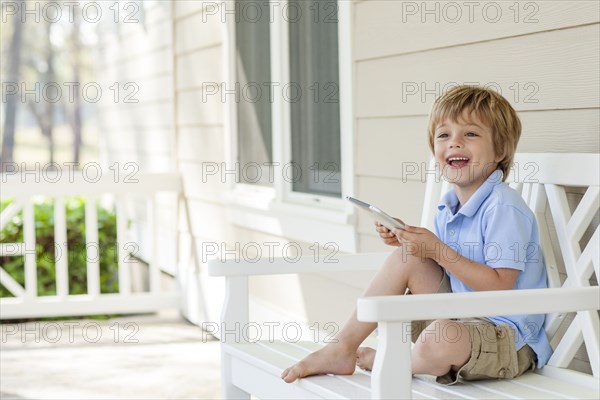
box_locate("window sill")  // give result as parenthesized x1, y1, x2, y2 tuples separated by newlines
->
(222, 189, 358, 253)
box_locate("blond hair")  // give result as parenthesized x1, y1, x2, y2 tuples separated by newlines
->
(427, 85, 521, 181)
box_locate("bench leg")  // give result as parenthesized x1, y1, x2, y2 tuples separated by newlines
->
(371, 321, 412, 399)
(221, 350, 250, 399)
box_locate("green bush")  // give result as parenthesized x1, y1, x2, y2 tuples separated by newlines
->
(0, 198, 120, 298)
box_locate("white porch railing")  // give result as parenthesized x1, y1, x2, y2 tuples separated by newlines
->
(0, 171, 182, 319)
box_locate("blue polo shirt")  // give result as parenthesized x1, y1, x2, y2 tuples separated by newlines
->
(434, 169, 552, 368)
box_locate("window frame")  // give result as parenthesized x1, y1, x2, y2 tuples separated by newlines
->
(222, 0, 356, 252)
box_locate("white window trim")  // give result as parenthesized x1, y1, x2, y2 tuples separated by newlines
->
(222, 0, 356, 252)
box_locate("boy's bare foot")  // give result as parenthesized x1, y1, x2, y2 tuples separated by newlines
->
(280, 343, 357, 383)
(356, 347, 376, 371)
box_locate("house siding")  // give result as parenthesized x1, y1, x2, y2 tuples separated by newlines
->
(173, 2, 228, 325)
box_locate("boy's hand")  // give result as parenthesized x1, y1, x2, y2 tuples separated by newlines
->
(392, 225, 443, 262)
(374, 221, 402, 247)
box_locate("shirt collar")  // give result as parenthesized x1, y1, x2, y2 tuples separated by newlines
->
(437, 169, 503, 217)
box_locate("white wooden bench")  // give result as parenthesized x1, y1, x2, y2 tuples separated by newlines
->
(208, 153, 600, 399)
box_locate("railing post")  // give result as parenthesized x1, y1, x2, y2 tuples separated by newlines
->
(116, 195, 131, 295)
(147, 196, 160, 294)
(23, 200, 36, 300)
(54, 196, 69, 298)
(85, 196, 100, 297)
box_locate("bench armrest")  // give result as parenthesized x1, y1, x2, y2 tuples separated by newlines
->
(208, 252, 389, 277)
(209, 252, 390, 342)
(357, 286, 600, 322)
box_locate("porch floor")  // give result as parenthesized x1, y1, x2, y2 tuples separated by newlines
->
(0, 310, 220, 399)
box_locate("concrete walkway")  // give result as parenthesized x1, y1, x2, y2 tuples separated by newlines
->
(0, 310, 221, 399)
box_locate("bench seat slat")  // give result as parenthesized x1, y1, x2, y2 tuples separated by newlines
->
(226, 341, 599, 399)
(274, 341, 503, 398)
(230, 341, 465, 399)
(258, 341, 374, 392)
(287, 342, 480, 400)
(415, 375, 517, 399)
(469, 379, 566, 399)
(227, 342, 371, 399)
(264, 339, 597, 398)
(230, 356, 332, 399)
(509, 373, 584, 399)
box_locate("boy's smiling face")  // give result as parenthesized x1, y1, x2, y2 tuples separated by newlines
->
(433, 108, 502, 203)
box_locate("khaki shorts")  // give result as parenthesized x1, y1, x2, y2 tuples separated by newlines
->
(409, 272, 537, 385)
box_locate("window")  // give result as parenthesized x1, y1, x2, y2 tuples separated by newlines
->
(234, 0, 273, 186)
(231, 0, 342, 198)
(225, 0, 355, 250)
(288, 0, 341, 197)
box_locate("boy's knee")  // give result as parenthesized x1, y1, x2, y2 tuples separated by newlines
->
(389, 247, 407, 262)
(416, 319, 469, 359)
(385, 247, 412, 271)
(389, 246, 425, 266)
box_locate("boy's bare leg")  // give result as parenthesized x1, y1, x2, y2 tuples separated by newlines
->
(281, 248, 444, 383)
(412, 319, 471, 376)
(355, 319, 471, 376)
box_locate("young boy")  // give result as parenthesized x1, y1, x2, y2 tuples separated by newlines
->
(281, 85, 552, 385)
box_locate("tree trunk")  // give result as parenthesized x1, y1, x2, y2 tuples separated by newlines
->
(27, 19, 56, 165)
(71, 6, 82, 164)
(1, 0, 25, 168)
(45, 20, 56, 165)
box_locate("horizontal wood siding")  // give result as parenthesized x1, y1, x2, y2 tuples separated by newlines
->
(355, 1, 599, 61)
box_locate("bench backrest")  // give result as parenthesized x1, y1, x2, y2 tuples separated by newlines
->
(420, 153, 600, 378)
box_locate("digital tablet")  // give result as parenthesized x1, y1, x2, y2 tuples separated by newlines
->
(346, 196, 406, 231)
